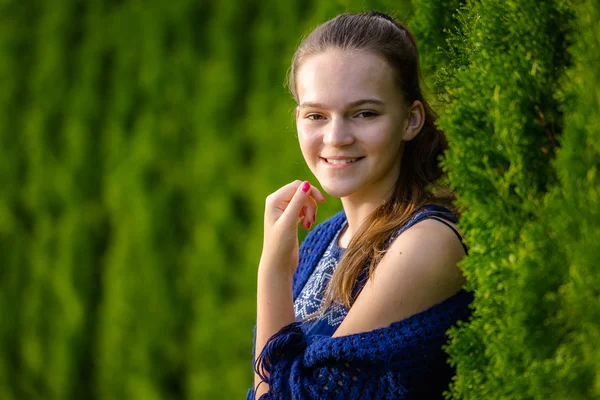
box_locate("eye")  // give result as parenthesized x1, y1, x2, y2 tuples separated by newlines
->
(355, 111, 378, 118)
(306, 114, 326, 121)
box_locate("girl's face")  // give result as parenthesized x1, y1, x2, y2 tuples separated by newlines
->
(295, 49, 417, 202)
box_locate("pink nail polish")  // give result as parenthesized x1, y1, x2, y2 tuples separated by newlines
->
(301, 181, 310, 193)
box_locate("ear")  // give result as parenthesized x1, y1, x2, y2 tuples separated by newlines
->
(402, 100, 426, 142)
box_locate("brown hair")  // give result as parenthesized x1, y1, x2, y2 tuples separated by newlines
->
(289, 11, 456, 314)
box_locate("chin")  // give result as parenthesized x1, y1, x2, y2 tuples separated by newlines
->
(318, 181, 360, 199)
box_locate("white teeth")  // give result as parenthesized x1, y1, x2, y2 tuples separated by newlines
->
(326, 158, 358, 165)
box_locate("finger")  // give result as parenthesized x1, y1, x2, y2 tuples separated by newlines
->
(268, 181, 324, 208)
(301, 197, 318, 230)
(280, 181, 313, 227)
(309, 186, 327, 203)
(264, 180, 303, 222)
(270, 180, 303, 205)
(300, 205, 308, 229)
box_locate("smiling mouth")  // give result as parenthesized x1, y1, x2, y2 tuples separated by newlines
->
(322, 157, 365, 165)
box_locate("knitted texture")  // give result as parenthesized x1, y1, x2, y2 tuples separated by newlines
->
(293, 211, 348, 300)
(248, 210, 473, 399)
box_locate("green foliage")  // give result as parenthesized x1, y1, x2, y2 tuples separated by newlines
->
(410, 0, 600, 398)
(520, 1, 600, 396)
(408, 0, 463, 85)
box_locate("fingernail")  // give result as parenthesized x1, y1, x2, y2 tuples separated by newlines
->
(308, 222, 312, 229)
(301, 181, 310, 193)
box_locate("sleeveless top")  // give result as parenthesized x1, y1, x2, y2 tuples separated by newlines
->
(293, 204, 467, 336)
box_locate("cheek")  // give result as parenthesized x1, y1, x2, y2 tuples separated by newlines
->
(364, 127, 403, 161)
(297, 128, 320, 158)
(373, 122, 403, 148)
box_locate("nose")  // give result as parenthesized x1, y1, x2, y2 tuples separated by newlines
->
(322, 117, 354, 147)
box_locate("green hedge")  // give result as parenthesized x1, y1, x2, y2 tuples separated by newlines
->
(411, 0, 600, 398)
(408, 0, 463, 89)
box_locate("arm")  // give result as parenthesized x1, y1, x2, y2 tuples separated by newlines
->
(253, 180, 325, 398)
(332, 218, 467, 337)
(254, 266, 296, 397)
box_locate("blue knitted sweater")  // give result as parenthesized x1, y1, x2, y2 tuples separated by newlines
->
(248, 210, 473, 399)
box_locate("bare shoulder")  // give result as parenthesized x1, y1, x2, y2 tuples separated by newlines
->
(332, 218, 467, 337)
(387, 217, 466, 263)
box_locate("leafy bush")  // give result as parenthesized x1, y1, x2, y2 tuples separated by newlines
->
(412, 0, 600, 398)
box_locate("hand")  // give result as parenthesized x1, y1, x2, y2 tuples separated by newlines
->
(260, 180, 326, 276)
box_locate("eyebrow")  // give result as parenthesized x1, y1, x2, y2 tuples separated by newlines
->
(298, 99, 385, 109)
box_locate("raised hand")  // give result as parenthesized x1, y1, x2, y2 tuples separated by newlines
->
(260, 180, 326, 276)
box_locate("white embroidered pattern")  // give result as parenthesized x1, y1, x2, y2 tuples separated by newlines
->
(294, 228, 348, 328)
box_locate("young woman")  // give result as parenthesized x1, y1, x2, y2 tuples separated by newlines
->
(249, 11, 472, 399)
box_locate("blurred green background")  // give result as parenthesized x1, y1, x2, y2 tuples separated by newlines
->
(2, 0, 599, 399)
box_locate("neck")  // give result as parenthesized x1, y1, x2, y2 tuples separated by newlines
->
(338, 184, 395, 248)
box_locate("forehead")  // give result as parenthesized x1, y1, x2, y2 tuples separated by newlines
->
(295, 49, 403, 108)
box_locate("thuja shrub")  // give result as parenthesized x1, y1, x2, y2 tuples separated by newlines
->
(422, 0, 598, 398)
(519, 0, 600, 397)
(408, 0, 463, 84)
